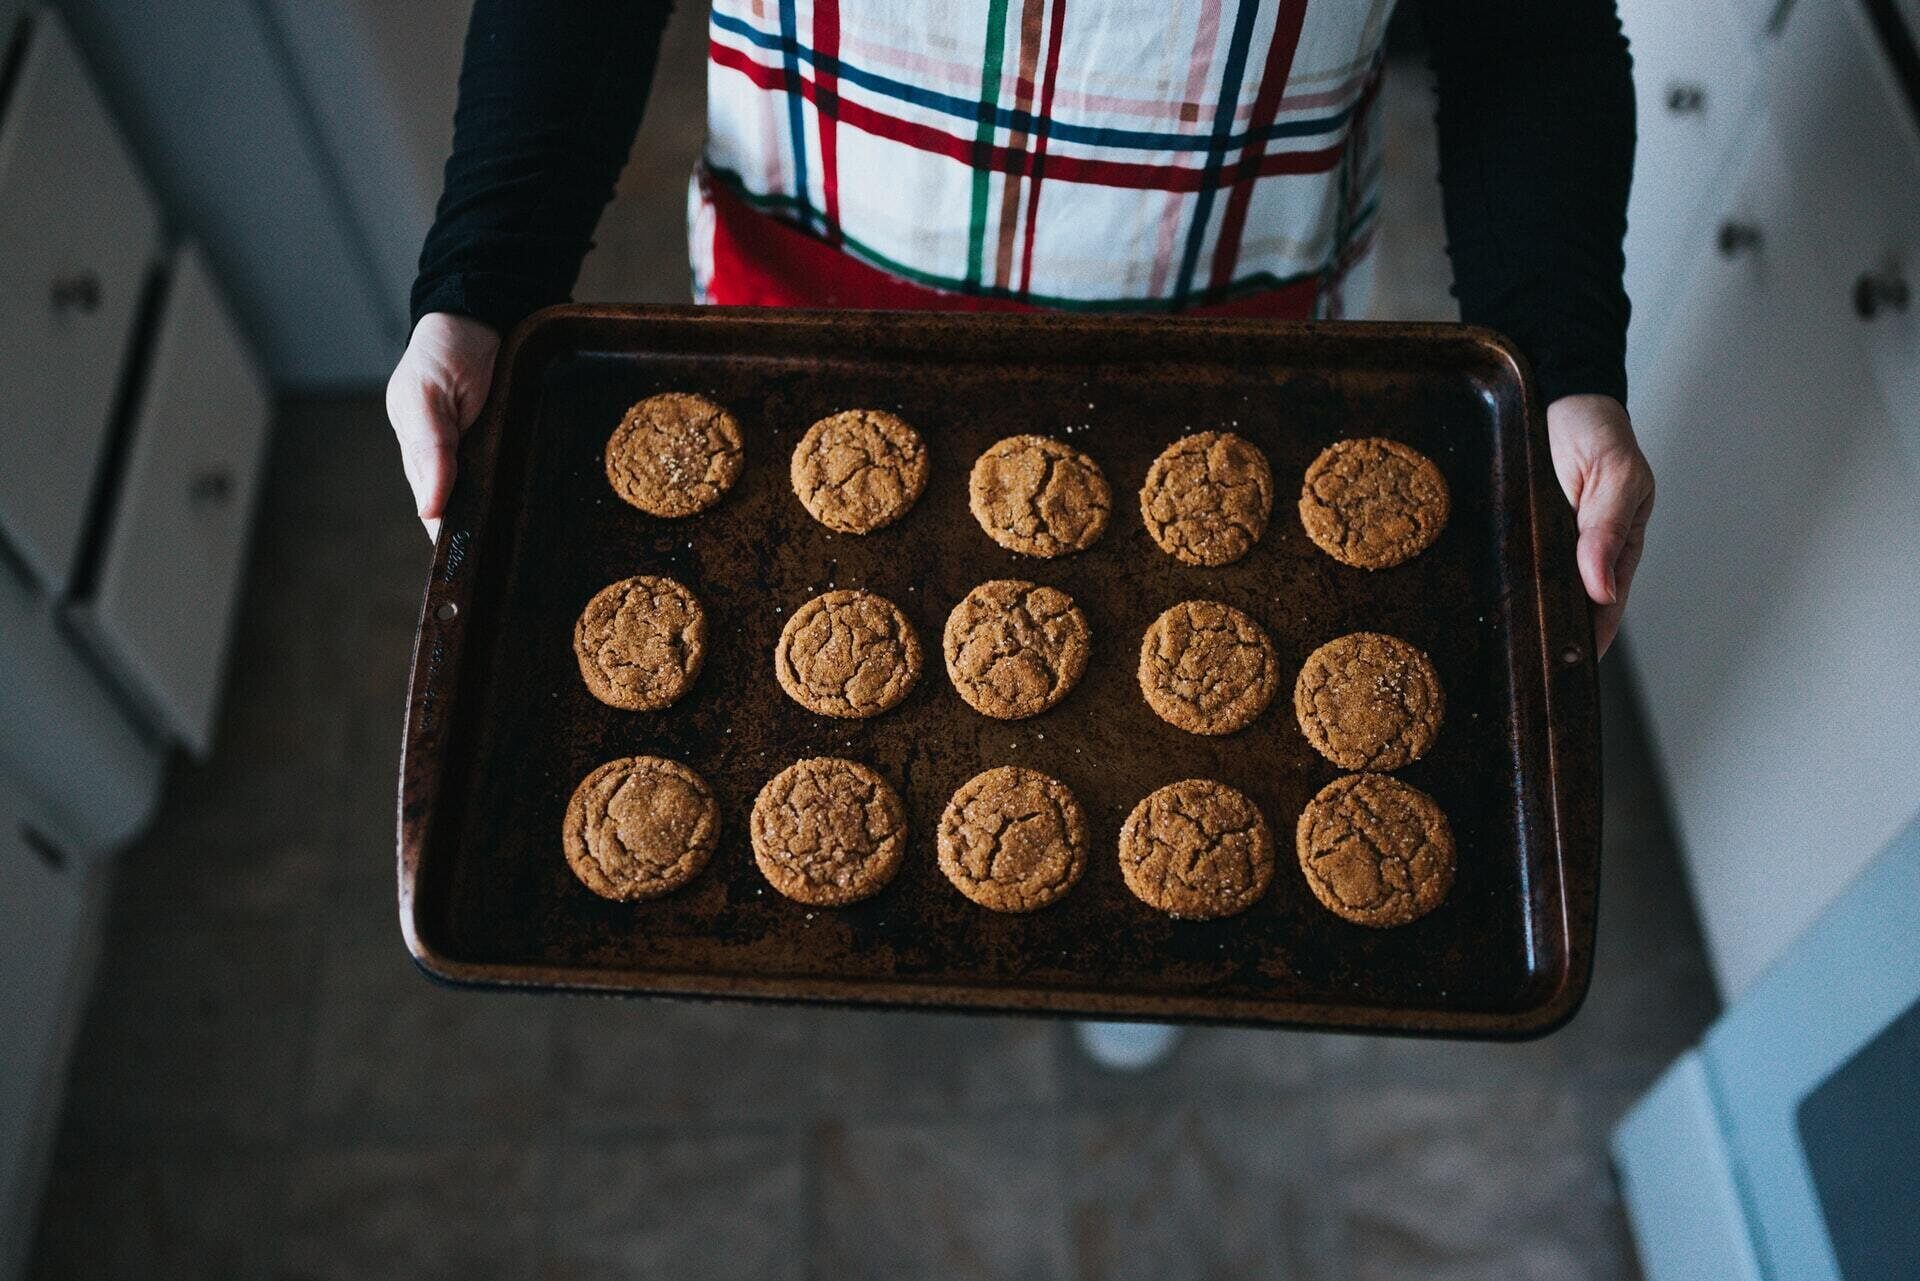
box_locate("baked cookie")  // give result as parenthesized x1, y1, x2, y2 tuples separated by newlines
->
(968, 435, 1111, 557)
(1137, 599, 1279, 735)
(1293, 632, 1444, 770)
(750, 757, 907, 906)
(791, 408, 930, 533)
(937, 767, 1088, 913)
(1296, 773, 1455, 927)
(572, 575, 708, 711)
(1298, 437, 1449, 569)
(1119, 779, 1274, 919)
(605, 392, 745, 518)
(942, 580, 1091, 720)
(1139, 431, 1275, 566)
(774, 589, 922, 718)
(562, 756, 719, 901)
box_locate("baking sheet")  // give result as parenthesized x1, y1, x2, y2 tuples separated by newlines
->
(398, 306, 1599, 1036)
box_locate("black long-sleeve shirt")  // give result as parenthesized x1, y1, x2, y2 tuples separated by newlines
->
(412, 0, 1634, 406)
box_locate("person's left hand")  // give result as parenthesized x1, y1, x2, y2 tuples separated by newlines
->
(1545, 393, 1655, 657)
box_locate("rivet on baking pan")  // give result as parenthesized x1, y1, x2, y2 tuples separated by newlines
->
(1560, 645, 1582, 666)
(436, 602, 459, 622)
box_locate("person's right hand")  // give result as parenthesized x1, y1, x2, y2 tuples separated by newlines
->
(386, 311, 501, 542)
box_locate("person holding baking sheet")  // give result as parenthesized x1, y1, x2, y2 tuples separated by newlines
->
(387, 0, 1653, 1068)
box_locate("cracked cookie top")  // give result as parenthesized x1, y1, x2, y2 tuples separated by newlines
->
(562, 756, 719, 901)
(968, 435, 1111, 557)
(1119, 778, 1274, 919)
(1298, 437, 1449, 569)
(573, 575, 708, 711)
(775, 589, 922, 719)
(1294, 632, 1444, 770)
(943, 580, 1091, 720)
(1296, 773, 1454, 927)
(750, 757, 907, 905)
(605, 392, 745, 518)
(1137, 599, 1279, 735)
(937, 767, 1088, 913)
(790, 408, 930, 533)
(1139, 431, 1274, 566)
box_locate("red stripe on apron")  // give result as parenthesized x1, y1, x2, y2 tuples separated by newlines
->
(1208, 0, 1312, 292)
(703, 178, 1319, 317)
(1017, 0, 1070, 296)
(812, 0, 843, 244)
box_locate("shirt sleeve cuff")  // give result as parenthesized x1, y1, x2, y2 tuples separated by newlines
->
(1530, 349, 1628, 410)
(409, 271, 570, 338)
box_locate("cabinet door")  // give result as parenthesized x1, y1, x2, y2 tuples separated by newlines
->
(1628, 122, 1839, 745)
(1626, 120, 1920, 999)
(70, 247, 270, 757)
(1617, 0, 1762, 372)
(0, 10, 161, 594)
(0, 779, 95, 1256)
(1765, 0, 1920, 474)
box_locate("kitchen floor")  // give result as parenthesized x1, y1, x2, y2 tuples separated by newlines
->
(28, 37, 1717, 1281)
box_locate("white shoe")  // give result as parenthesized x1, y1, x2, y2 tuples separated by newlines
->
(1074, 1020, 1183, 1070)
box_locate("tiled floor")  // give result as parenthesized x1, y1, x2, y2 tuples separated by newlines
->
(29, 28, 1717, 1281)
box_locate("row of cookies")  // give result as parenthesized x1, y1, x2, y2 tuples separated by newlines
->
(564, 756, 1454, 928)
(604, 393, 1450, 570)
(575, 572, 1442, 770)
(1295, 420, 1462, 923)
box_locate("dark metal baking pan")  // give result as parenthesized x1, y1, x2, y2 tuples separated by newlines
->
(398, 305, 1599, 1037)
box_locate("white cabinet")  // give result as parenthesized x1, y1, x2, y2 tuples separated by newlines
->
(1626, 111, 1920, 999)
(1628, 118, 1863, 596)
(0, 8, 162, 594)
(70, 248, 271, 756)
(0, 11, 270, 1263)
(0, 567, 163, 858)
(1617, 0, 1763, 363)
(1766, 0, 1920, 472)
(0, 780, 102, 1275)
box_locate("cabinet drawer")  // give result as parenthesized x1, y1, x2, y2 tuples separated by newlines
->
(1618, 0, 1763, 366)
(0, 9, 161, 594)
(72, 247, 270, 756)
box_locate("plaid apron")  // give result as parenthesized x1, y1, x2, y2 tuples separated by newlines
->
(689, 0, 1392, 317)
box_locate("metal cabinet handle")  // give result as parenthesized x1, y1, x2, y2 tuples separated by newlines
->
(1666, 83, 1706, 113)
(1854, 272, 1910, 319)
(1717, 223, 1763, 258)
(191, 466, 236, 505)
(50, 273, 102, 315)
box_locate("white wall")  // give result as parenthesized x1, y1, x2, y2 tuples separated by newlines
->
(54, 0, 402, 386)
(257, 0, 467, 335)
(50, 0, 473, 388)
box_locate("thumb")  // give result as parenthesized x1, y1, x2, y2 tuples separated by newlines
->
(1570, 453, 1651, 606)
(389, 378, 461, 526)
(1577, 516, 1626, 605)
(388, 313, 501, 541)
